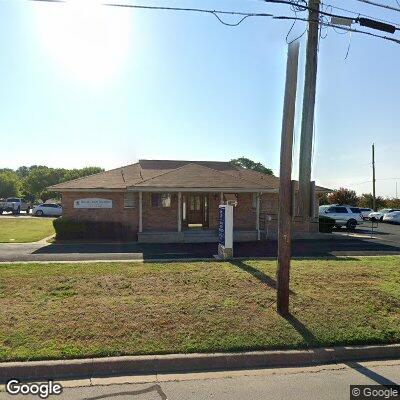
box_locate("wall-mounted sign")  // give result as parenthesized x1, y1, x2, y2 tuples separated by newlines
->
(74, 198, 112, 209)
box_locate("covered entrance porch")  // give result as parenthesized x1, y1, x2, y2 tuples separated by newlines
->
(135, 190, 265, 243)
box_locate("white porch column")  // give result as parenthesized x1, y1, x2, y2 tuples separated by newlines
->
(220, 192, 224, 205)
(139, 192, 143, 233)
(256, 193, 260, 240)
(178, 192, 182, 232)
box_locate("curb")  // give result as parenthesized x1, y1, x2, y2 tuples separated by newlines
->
(1, 344, 399, 383)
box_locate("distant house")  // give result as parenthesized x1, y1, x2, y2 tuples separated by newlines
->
(49, 159, 330, 242)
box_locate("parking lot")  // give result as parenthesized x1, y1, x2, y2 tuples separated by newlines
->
(335, 220, 400, 245)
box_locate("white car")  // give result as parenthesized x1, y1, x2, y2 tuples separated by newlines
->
(319, 205, 363, 231)
(359, 208, 373, 220)
(383, 211, 400, 224)
(33, 203, 62, 217)
(368, 208, 400, 222)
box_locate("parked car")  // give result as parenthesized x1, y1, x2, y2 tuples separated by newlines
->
(383, 211, 400, 224)
(359, 208, 373, 220)
(32, 203, 62, 217)
(319, 205, 363, 231)
(0, 198, 31, 215)
(369, 208, 400, 222)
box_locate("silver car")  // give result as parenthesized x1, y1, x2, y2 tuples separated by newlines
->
(383, 211, 400, 224)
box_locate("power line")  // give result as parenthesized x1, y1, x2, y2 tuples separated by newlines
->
(27, 0, 400, 43)
(352, 0, 400, 13)
(279, 15, 400, 44)
(322, 2, 400, 29)
(28, 0, 275, 26)
(262, 0, 360, 19)
(345, 177, 400, 186)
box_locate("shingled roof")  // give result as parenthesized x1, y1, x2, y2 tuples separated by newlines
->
(48, 160, 331, 192)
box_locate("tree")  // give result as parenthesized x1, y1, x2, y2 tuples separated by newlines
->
(385, 197, 400, 208)
(0, 171, 21, 198)
(23, 167, 66, 201)
(62, 167, 103, 182)
(358, 193, 386, 210)
(327, 188, 358, 206)
(317, 192, 329, 205)
(22, 166, 104, 201)
(230, 157, 274, 175)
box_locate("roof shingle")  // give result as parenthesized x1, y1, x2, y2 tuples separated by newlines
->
(48, 159, 331, 192)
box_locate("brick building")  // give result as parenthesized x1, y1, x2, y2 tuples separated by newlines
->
(49, 160, 329, 242)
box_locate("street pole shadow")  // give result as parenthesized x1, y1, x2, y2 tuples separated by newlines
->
(345, 361, 399, 387)
(284, 313, 318, 346)
(85, 384, 168, 400)
(231, 260, 296, 295)
(285, 314, 399, 387)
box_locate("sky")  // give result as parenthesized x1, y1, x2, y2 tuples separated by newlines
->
(0, 0, 399, 197)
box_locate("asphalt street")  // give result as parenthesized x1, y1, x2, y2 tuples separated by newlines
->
(1, 220, 400, 262)
(1, 359, 399, 400)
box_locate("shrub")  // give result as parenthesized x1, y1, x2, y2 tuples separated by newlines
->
(53, 218, 134, 241)
(319, 216, 335, 233)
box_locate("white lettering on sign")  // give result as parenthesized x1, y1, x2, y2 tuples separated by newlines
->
(74, 198, 113, 209)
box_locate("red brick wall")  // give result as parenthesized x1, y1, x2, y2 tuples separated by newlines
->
(142, 192, 178, 231)
(61, 191, 318, 237)
(209, 193, 221, 229)
(234, 193, 257, 229)
(61, 191, 139, 233)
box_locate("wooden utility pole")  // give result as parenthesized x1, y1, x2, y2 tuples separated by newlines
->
(277, 42, 300, 316)
(298, 0, 320, 221)
(372, 143, 376, 211)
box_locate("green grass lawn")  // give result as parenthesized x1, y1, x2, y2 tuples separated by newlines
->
(0, 257, 399, 361)
(0, 218, 55, 243)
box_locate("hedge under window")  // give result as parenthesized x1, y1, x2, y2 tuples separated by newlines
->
(151, 193, 171, 208)
(124, 192, 135, 208)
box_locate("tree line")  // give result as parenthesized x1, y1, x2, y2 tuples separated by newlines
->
(0, 166, 104, 202)
(318, 187, 400, 210)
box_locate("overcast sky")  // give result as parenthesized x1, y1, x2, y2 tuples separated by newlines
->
(1, 0, 399, 197)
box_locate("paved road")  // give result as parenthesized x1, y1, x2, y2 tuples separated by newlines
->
(1, 359, 399, 399)
(1, 223, 400, 262)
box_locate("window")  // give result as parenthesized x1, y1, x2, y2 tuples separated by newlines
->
(252, 193, 260, 209)
(350, 207, 360, 213)
(335, 207, 348, 213)
(151, 193, 171, 208)
(124, 192, 135, 208)
(190, 195, 201, 211)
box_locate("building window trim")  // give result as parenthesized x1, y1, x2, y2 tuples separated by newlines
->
(151, 193, 171, 208)
(124, 192, 136, 208)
